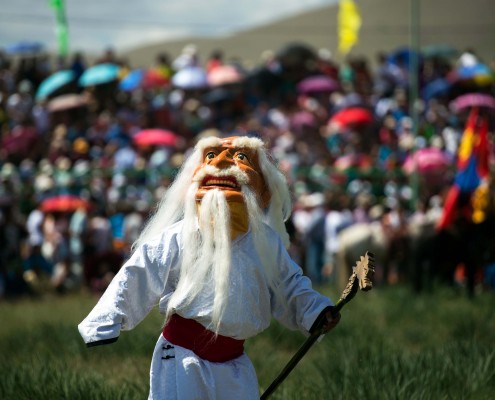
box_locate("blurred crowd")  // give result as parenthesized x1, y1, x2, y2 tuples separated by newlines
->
(1, 41, 494, 299)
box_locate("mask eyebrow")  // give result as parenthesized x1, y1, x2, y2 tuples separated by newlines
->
(231, 137, 263, 149)
(195, 137, 222, 153)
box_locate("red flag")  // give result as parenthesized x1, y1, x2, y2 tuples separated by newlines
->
(476, 116, 490, 178)
(436, 185, 460, 230)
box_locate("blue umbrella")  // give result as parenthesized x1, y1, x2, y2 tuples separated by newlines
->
(387, 47, 421, 68)
(79, 63, 120, 87)
(5, 41, 44, 55)
(421, 78, 452, 101)
(119, 69, 144, 91)
(35, 70, 75, 101)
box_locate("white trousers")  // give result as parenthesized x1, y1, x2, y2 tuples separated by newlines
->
(149, 335, 260, 400)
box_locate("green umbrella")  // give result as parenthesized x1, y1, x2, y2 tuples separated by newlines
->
(421, 44, 459, 59)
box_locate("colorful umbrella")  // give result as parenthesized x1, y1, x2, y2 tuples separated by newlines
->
(35, 70, 75, 101)
(402, 147, 451, 174)
(172, 66, 208, 90)
(47, 94, 88, 113)
(40, 195, 90, 213)
(133, 129, 178, 147)
(449, 63, 494, 86)
(79, 63, 120, 87)
(449, 93, 495, 113)
(119, 69, 144, 91)
(456, 63, 492, 79)
(207, 65, 244, 87)
(328, 107, 374, 129)
(119, 69, 169, 91)
(297, 75, 340, 94)
(142, 69, 170, 89)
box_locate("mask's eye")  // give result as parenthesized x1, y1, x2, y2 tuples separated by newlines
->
(236, 152, 249, 161)
(205, 151, 216, 160)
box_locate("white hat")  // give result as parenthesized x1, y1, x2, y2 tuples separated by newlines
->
(304, 192, 325, 208)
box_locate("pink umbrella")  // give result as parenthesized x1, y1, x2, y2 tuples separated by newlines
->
(402, 147, 452, 174)
(290, 111, 317, 131)
(207, 65, 244, 86)
(297, 75, 340, 94)
(133, 129, 178, 147)
(449, 93, 495, 113)
(47, 94, 88, 113)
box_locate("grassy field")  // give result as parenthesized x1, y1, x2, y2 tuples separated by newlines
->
(1, 285, 494, 400)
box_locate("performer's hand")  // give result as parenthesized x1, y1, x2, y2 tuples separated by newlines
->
(321, 308, 341, 333)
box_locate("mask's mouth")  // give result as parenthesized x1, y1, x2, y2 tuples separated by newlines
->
(201, 175, 240, 189)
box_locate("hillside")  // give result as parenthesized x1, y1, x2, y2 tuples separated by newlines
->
(122, 0, 495, 68)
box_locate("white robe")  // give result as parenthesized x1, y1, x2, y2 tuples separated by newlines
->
(78, 221, 332, 399)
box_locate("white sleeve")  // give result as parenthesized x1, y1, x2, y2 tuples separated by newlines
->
(270, 236, 333, 335)
(78, 233, 179, 345)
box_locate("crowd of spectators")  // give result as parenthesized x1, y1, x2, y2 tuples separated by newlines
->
(1, 41, 494, 299)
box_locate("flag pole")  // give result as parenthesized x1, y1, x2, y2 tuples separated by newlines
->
(409, 0, 420, 209)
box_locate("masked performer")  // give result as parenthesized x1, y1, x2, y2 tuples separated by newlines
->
(78, 136, 340, 399)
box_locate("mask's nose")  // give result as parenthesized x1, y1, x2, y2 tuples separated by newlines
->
(209, 149, 234, 169)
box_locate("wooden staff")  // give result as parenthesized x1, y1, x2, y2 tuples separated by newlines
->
(260, 251, 375, 400)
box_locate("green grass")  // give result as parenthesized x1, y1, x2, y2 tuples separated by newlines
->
(1, 285, 494, 399)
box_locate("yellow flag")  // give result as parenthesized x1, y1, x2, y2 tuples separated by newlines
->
(338, 0, 362, 55)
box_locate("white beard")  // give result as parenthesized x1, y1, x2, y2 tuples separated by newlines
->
(165, 182, 233, 334)
(165, 179, 278, 334)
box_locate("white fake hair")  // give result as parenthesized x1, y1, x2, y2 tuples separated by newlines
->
(132, 147, 202, 251)
(133, 136, 292, 251)
(257, 148, 292, 247)
(134, 136, 292, 334)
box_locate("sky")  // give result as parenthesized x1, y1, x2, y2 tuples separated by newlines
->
(0, 0, 338, 55)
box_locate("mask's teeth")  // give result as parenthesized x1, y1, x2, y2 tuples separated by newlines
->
(204, 177, 238, 188)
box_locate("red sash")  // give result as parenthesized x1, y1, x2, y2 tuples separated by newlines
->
(162, 314, 245, 362)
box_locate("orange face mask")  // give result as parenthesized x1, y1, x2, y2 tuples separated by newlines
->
(193, 137, 270, 209)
